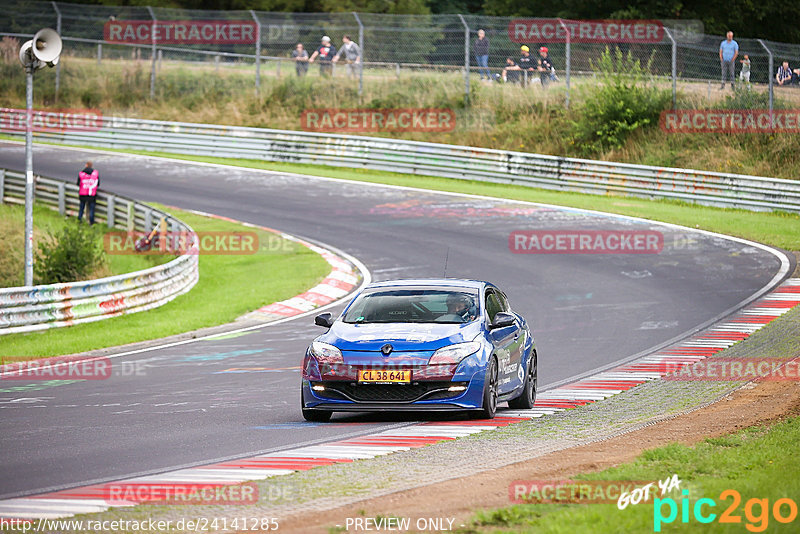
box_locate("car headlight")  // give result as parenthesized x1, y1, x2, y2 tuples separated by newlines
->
(429, 341, 481, 365)
(310, 341, 343, 364)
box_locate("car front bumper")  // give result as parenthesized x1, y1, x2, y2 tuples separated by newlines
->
(301, 374, 485, 411)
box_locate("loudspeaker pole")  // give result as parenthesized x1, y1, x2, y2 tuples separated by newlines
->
(18, 28, 62, 286)
(24, 63, 34, 286)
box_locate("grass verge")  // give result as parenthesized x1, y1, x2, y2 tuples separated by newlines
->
(0, 204, 330, 359)
(467, 414, 800, 533)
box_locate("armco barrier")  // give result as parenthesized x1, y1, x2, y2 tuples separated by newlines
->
(3, 112, 799, 213)
(0, 168, 199, 335)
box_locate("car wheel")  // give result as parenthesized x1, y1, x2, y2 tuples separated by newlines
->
(473, 357, 498, 419)
(508, 350, 537, 409)
(301, 389, 332, 422)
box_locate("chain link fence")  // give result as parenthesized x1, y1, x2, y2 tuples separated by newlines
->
(1, 0, 800, 115)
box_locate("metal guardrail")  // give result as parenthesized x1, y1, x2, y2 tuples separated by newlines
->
(4, 113, 798, 213)
(0, 168, 199, 335)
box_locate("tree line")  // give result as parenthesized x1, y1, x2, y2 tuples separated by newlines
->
(55, 0, 800, 44)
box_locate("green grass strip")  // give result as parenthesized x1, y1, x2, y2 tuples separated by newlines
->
(1, 204, 330, 359)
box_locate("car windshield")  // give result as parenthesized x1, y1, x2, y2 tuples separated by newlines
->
(342, 288, 479, 324)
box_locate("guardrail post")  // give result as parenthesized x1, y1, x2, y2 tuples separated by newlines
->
(214, 55, 220, 72)
(457, 14, 470, 106)
(353, 12, 364, 97)
(144, 208, 152, 231)
(107, 195, 115, 228)
(758, 39, 774, 130)
(250, 10, 261, 95)
(558, 18, 571, 109)
(51, 1, 61, 102)
(57, 182, 65, 215)
(97, 43, 102, 66)
(0, 169, 5, 204)
(147, 6, 157, 99)
(170, 218, 179, 251)
(126, 200, 134, 232)
(396, 63, 400, 79)
(664, 27, 677, 109)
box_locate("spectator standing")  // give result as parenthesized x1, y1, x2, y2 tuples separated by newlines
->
(332, 35, 361, 79)
(474, 29, 490, 80)
(77, 161, 99, 225)
(739, 54, 751, 85)
(719, 31, 738, 90)
(776, 61, 792, 85)
(308, 36, 337, 77)
(537, 46, 554, 87)
(291, 43, 309, 77)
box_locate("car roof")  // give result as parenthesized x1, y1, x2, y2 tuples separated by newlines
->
(364, 278, 491, 291)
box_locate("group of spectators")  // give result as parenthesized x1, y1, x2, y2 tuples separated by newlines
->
(720, 31, 800, 89)
(474, 29, 557, 88)
(289, 29, 557, 87)
(289, 29, 799, 89)
(291, 35, 361, 78)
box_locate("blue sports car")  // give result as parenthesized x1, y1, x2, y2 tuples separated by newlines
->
(301, 279, 537, 421)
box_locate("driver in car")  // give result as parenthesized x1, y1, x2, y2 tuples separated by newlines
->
(438, 293, 476, 323)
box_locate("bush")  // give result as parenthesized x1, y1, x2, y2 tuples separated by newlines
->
(35, 222, 104, 284)
(718, 86, 786, 110)
(570, 47, 671, 155)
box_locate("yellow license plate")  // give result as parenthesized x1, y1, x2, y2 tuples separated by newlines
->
(358, 369, 411, 383)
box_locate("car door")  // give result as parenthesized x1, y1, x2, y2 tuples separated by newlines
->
(498, 290, 526, 391)
(485, 289, 520, 394)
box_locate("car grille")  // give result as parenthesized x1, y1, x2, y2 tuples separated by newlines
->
(313, 381, 467, 403)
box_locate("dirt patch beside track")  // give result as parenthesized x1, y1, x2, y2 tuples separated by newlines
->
(280, 378, 800, 533)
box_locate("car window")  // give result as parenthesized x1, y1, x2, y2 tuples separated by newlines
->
(497, 291, 511, 312)
(485, 290, 503, 323)
(343, 289, 479, 324)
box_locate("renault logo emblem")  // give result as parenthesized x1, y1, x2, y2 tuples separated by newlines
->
(381, 344, 393, 355)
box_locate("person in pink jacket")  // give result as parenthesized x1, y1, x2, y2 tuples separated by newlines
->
(77, 161, 99, 225)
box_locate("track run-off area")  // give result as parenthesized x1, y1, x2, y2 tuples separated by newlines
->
(0, 142, 794, 520)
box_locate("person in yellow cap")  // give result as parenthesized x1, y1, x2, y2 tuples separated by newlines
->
(502, 45, 535, 84)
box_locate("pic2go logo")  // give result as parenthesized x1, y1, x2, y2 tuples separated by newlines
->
(654, 489, 798, 532)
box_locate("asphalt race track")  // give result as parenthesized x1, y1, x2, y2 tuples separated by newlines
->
(0, 142, 791, 499)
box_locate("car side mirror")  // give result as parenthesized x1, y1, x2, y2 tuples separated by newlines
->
(314, 312, 333, 328)
(490, 312, 515, 329)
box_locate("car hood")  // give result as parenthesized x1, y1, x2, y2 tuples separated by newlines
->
(318, 321, 482, 352)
